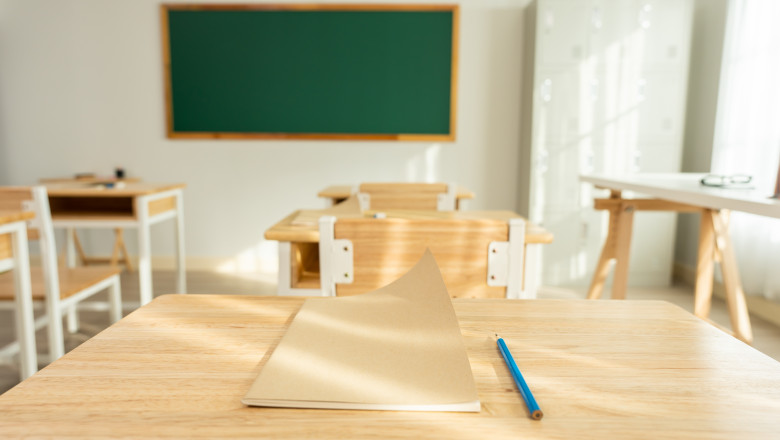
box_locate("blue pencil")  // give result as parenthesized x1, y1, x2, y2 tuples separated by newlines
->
(496, 334, 543, 420)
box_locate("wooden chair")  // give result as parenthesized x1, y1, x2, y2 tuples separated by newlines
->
(318, 215, 525, 298)
(0, 186, 121, 368)
(356, 182, 458, 211)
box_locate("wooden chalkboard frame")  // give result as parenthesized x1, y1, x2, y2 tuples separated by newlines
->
(161, 3, 459, 141)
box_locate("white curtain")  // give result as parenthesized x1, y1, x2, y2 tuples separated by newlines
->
(711, 0, 780, 301)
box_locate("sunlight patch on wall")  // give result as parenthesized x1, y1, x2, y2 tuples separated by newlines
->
(217, 240, 279, 275)
(405, 144, 441, 182)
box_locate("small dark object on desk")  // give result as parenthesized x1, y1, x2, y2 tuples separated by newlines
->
(75, 172, 96, 180)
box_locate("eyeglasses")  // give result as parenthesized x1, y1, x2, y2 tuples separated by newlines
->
(700, 174, 752, 187)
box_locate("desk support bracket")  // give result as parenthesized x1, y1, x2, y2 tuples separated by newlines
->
(588, 192, 753, 343)
(319, 216, 354, 296)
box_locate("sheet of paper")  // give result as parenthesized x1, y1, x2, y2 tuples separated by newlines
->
(243, 250, 480, 412)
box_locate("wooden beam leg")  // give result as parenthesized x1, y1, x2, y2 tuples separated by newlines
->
(694, 209, 715, 319)
(587, 245, 614, 299)
(111, 228, 133, 272)
(72, 230, 88, 267)
(587, 207, 618, 300)
(610, 203, 635, 300)
(110, 229, 121, 267)
(120, 231, 134, 272)
(711, 210, 753, 344)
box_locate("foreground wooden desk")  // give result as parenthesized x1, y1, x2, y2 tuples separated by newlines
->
(581, 173, 780, 344)
(318, 184, 476, 208)
(1, 295, 779, 439)
(0, 210, 36, 379)
(43, 182, 187, 304)
(265, 210, 554, 297)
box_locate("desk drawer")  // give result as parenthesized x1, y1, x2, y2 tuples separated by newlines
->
(148, 196, 176, 217)
(49, 196, 135, 220)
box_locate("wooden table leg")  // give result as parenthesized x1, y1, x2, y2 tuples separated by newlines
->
(586, 199, 636, 300)
(72, 230, 88, 266)
(588, 191, 625, 300)
(110, 229, 121, 266)
(694, 209, 715, 319)
(610, 203, 635, 300)
(711, 210, 753, 344)
(587, 206, 617, 299)
(111, 228, 134, 272)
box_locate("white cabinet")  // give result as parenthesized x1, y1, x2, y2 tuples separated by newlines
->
(536, 0, 593, 66)
(521, 0, 692, 287)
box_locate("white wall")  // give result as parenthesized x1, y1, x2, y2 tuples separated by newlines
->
(0, 0, 532, 273)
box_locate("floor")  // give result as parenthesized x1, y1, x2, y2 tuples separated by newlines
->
(1, 270, 779, 394)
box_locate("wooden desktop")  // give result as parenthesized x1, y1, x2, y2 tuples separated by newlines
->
(0, 294, 778, 438)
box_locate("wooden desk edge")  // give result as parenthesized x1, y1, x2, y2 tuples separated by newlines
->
(317, 185, 476, 200)
(264, 210, 320, 242)
(45, 183, 187, 197)
(0, 211, 35, 224)
(264, 210, 553, 244)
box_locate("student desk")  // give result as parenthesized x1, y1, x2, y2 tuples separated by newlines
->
(43, 182, 187, 305)
(318, 184, 476, 208)
(0, 210, 36, 379)
(581, 173, 780, 344)
(1, 294, 779, 439)
(41, 177, 142, 270)
(265, 210, 554, 297)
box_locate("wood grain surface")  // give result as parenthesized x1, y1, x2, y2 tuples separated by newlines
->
(1, 295, 779, 439)
(44, 182, 185, 197)
(265, 209, 553, 244)
(333, 217, 508, 297)
(318, 184, 476, 200)
(0, 266, 120, 300)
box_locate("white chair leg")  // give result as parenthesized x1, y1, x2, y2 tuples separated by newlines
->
(175, 191, 187, 294)
(137, 196, 153, 305)
(47, 302, 65, 362)
(108, 277, 122, 323)
(10, 226, 37, 380)
(66, 306, 79, 333)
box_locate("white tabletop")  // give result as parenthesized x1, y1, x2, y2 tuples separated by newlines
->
(581, 173, 780, 219)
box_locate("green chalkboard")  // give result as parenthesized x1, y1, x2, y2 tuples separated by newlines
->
(162, 4, 459, 141)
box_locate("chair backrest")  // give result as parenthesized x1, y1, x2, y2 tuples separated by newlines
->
(319, 215, 525, 299)
(0, 186, 60, 296)
(356, 182, 457, 211)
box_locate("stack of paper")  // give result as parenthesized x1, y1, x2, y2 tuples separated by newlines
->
(243, 250, 480, 412)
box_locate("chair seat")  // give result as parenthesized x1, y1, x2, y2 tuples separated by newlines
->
(0, 266, 121, 300)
